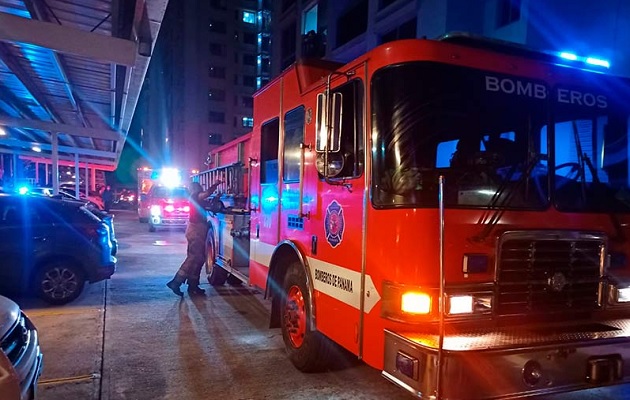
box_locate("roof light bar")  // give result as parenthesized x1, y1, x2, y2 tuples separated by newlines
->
(559, 52, 578, 61)
(586, 57, 610, 69)
(556, 51, 610, 69)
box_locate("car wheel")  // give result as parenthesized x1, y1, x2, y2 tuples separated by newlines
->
(206, 235, 227, 286)
(35, 261, 85, 305)
(281, 261, 334, 372)
(148, 224, 156, 232)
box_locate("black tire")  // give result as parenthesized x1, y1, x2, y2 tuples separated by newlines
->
(226, 274, 242, 286)
(281, 262, 333, 372)
(206, 235, 227, 286)
(148, 224, 156, 232)
(35, 261, 85, 305)
(139, 217, 148, 223)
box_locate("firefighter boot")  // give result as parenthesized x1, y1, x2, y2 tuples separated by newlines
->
(187, 280, 206, 296)
(166, 275, 185, 296)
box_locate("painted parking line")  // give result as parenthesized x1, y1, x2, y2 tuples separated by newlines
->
(39, 373, 100, 386)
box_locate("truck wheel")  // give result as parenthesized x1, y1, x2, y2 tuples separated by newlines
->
(227, 274, 242, 286)
(281, 262, 333, 372)
(206, 236, 227, 286)
(148, 224, 156, 232)
(35, 261, 85, 305)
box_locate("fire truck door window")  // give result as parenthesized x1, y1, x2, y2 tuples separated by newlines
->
(283, 106, 305, 182)
(261, 118, 280, 184)
(316, 79, 364, 179)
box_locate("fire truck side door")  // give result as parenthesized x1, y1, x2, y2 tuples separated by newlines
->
(305, 75, 366, 354)
(248, 117, 281, 289)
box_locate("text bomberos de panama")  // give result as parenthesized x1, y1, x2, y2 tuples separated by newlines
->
(314, 269, 354, 293)
(485, 75, 607, 108)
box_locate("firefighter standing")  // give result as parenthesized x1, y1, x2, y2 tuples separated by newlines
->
(166, 180, 222, 296)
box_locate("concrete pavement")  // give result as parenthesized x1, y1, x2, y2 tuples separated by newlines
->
(22, 210, 409, 400)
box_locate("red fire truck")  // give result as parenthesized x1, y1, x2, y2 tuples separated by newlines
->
(137, 167, 187, 226)
(192, 33, 630, 399)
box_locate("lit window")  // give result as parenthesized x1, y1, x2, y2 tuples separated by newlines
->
(242, 117, 254, 127)
(243, 11, 256, 24)
(497, 0, 521, 27)
(303, 4, 318, 34)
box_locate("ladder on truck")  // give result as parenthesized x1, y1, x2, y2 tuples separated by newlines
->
(192, 162, 248, 211)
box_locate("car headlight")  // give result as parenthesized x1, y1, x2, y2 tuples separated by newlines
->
(150, 205, 162, 216)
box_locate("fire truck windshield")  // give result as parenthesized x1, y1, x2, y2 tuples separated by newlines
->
(371, 62, 630, 213)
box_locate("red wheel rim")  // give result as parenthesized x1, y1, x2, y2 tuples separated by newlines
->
(284, 285, 306, 348)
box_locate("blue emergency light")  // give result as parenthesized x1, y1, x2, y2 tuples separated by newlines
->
(557, 51, 610, 69)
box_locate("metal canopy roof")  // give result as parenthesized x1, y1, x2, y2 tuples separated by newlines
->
(0, 0, 168, 171)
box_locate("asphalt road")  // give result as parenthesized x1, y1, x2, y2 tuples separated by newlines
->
(10, 209, 630, 400)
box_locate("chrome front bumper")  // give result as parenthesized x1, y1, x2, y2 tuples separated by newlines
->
(383, 319, 630, 399)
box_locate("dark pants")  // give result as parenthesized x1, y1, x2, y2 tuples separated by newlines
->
(175, 222, 208, 285)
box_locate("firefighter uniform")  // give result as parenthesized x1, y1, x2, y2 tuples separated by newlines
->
(166, 181, 221, 296)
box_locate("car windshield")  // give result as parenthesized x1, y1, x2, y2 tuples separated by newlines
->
(371, 62, 630, 213)
(152, 187, 189, 199)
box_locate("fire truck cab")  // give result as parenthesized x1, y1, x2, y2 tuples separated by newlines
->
(193, 33, 630, 399)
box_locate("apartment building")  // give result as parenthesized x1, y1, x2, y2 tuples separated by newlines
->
(136, 0, 272, 172)
(272, 0, 630, 77)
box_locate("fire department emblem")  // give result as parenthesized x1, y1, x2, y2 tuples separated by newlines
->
(548, 272, 568, 292)
(324, 200, 345, 248)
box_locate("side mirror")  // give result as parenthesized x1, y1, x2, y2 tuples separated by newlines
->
(316, 92, 343, 152)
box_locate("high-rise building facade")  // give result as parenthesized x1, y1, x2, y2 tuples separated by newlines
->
(135, 0, 272, 172)
(272, 0, 630, 77)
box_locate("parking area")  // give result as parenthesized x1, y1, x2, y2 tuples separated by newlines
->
(15, 209, 409, 400)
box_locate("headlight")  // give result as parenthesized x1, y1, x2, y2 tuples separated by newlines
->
(150, 205, 162, 216)
(447, 293, 493, 316)
(449, 295, 474, 314)
(609, 286, 630, 305)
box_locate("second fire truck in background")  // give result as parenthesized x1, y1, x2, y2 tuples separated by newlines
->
(137, 167, 190, 232)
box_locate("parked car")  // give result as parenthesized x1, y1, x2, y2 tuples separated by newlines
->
(112, 188, 136, 210)
(0, 295, 43, 400)
(145, 185, 190, 232)
(26, 188, 117, 256)
(59, 185, 105, 210)
(0, 193, 117, 304)
(28, 187, 104, 211)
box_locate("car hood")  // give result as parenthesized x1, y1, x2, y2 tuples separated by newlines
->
(0, 296, 20, 341)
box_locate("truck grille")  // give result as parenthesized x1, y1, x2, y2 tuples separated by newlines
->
(496, 232, 604, 317)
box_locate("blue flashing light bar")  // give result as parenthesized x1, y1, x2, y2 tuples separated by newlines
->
(559, 52, 578, 61)
(586, 57, 610, 69)
(555, 51, 610, 69)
